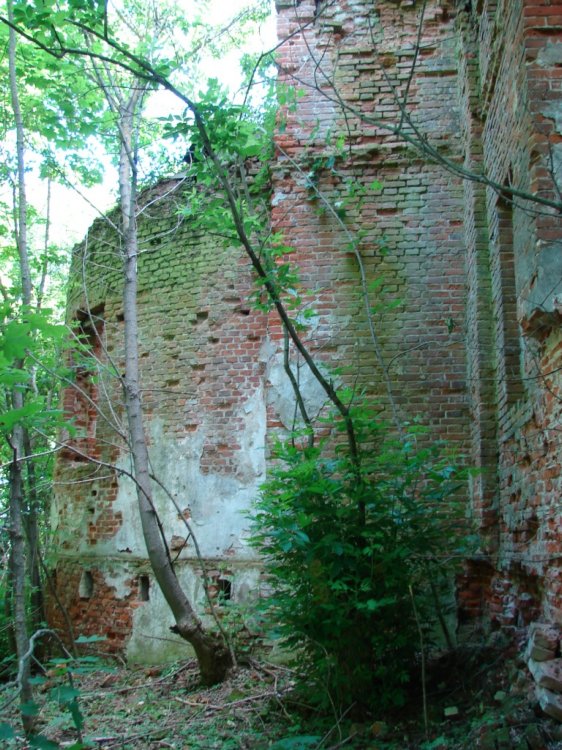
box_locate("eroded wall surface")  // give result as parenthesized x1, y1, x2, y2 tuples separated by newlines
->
(275, 0, 562, 636)
(49, 0, 562, 660)
(457, 0, 562, 632)
(50, 0, 473, 662)
(272, 0, 468, 436)
(49, 180, 270, 660)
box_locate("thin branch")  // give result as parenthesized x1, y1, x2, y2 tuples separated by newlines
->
(283, 324, 314, 447)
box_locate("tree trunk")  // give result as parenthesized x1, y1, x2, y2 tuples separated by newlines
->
(118, 92, 232, 685)
(7, 0, 35, 732)
(24, 432, 45, 646)
(3, 535, 16, 660)
(9, 420, 34, 733)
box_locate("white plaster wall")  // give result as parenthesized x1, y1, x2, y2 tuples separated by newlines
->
(125, 563, 263, 664)
(85, 386, 267, 561)
(264, 347, 329, 432)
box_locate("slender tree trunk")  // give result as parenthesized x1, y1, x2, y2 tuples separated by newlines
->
(9, 421, 34, 732)
(24, 432, 45, 643)
(8, 3, 31, 306)
(7, 0, 35, 731)
(118, 93, 232, 685)
(4, 541, 16, 658)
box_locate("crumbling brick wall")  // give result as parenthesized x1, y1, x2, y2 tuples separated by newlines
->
(457, 0, 562, 631)
(275, 0, 562, 636)
(49, 0, 562, 660)
(49, 179, 269, 659)
(273, 0, 468, 435)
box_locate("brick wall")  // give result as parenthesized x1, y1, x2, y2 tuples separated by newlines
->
(272, 0, 468, 436)
(49, 178, 268, 658)
(274, 0, 562, 636)
(49, 0, 562, 658)
(459, 0, 562, 630)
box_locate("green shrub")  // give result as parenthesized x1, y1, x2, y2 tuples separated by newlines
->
(252, 407, 468, 713)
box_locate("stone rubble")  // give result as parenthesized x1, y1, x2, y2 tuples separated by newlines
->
(526, 622, 562, 722)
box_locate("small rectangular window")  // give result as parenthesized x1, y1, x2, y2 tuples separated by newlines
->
(79, 570, 94, 599)
(139, 575, 150, 602)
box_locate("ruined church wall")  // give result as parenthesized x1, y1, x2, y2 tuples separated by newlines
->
(458, 0, 562, 630)
(49, 180, 272, 661)
(272, 0, 469, 437)
(49, 0, 562, 660)
(275, 0, 562, 635)
(50, 0, 473, 660)
(493, 0, 562, 626)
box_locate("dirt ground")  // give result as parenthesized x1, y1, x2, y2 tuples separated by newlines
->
(3, 644, 562, 749)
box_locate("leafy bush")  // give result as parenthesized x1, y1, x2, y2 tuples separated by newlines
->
(252, 407, 468, 713)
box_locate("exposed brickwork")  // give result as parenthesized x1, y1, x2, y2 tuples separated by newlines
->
(459, 0, 562, 630)
(50, 180, 269, 656)
(46, 561, 144, 653)
(272, 0, 468, 436)
(49, 1, 562, 658)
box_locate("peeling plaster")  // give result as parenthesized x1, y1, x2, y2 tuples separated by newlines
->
(126, 566, 199, 664)
(126, 564, 263, 664)
(55, 383, 268, 562)
(526, 243, 562, 316)
(540, 103, 562, 134)
(102, 563, 133, 599)
(103, 412, 266, 561)
(537, 42, 562, 69)
(265, 350, 329, 430)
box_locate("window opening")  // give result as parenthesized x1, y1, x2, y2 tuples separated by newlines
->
(139, 575, 150, 602)
(217, 578, 232, 602)
(79, 570, 94, 599)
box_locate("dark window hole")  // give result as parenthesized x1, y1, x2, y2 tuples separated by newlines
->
(79, 570, 94, 599)
(217, 578, 232, 602)
(139, 575, 150, 602)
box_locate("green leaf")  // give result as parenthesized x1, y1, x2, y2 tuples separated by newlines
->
(363, 596, 396, 612)
(29, 735, 60, 750)
(20, 701, 40, 716)
(0, 369, 31, 386)
(75, 634, 106, 644)
(29, 675, 47, 686)
(239, 134, 262, 158)
(390, 297, 404, 308)
(68, 700, 84, 732)
(0, 401, 43, 431)
(367, 276, 385, 293)
(51, 685, 80, 703)
(0, 723, 15, 740)
(2, 320, 30, 359)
